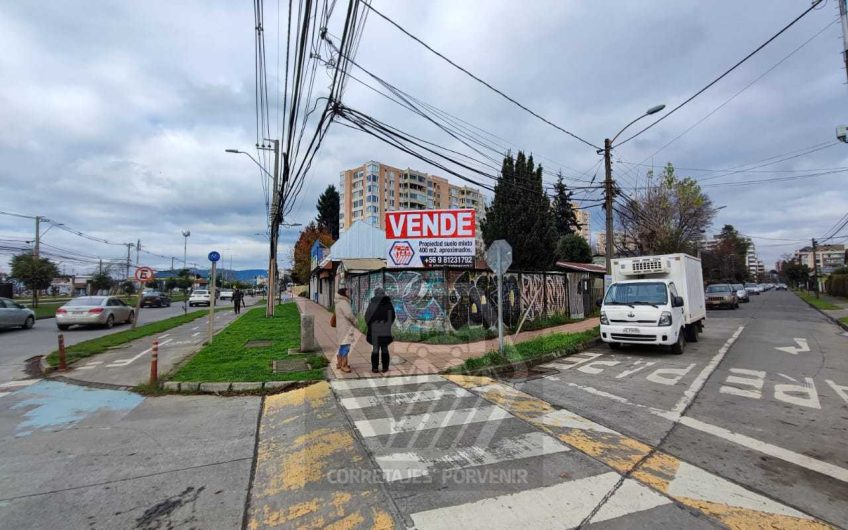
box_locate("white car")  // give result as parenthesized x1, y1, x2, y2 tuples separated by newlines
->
(188, 290, 211, 307)
(219, 289, 234, 301)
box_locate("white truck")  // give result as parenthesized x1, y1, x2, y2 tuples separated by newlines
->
(599, 253, 706, 354)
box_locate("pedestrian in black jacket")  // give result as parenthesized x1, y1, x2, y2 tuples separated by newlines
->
(365, 287, 395, 373)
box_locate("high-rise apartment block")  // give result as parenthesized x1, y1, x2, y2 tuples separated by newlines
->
(339, 161, 485, 231)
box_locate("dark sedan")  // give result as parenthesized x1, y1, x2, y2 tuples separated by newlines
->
(140, 290, 172, 308)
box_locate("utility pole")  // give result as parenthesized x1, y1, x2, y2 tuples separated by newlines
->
(812, 238, 820, 298)
(33, 216, 40, 259)
(839, 0, 848, 84)
(603, 138, 614, 273)
(125, 243, 133, 280)
(267, 139, 281, 318)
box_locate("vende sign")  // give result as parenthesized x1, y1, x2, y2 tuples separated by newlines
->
(386, 209, 476, 268)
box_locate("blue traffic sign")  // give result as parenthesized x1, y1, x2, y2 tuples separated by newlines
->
(208, 251, 221, 262)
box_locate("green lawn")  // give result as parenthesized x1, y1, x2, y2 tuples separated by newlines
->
(840, 316, 848, 326)
(170, 304, 326, 382)
(45, 309, 216, 367)
(358, 312, 583, 345)
(448, 327, 600, 373)
(795, 290, 841, 310)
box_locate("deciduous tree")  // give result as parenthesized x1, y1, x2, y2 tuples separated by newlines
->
(616, 163, 716, 256)
(291, 222, 333, 284)
(10, 253, 58, 307)
(556, 234, 593, 263)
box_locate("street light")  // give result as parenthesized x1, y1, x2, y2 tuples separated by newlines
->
(181, 229, 190, 271)
(601, 104, 666, 273)
(225, 149, 275, 180)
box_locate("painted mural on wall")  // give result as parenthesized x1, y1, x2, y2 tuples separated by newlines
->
(545, 274, 568, 317)
(445, 271, 520, 330)
(521, 274, 545, 321)
(348, 268, 577, 332)
(383, 270, 447, 332)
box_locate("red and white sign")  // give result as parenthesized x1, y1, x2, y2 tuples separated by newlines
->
(385, 209, 476, 268)
(134, 266, 155, 282)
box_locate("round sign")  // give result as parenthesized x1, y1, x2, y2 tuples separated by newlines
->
(134, 266, 155, 282)
(208, 251, 221, 262)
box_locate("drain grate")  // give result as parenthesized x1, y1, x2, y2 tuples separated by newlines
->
(272, 358, 311, 373)
(245, 340, 273, 348)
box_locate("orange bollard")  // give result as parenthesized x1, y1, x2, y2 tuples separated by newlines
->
(149, 339, 159, 385)
(58, 333, 67, 371)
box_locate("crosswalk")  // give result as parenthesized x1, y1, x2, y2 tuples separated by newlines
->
(0, 378, 40, 399)
(330, 375, 694, 528)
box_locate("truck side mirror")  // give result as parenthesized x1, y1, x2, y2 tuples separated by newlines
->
(596, 298, 603, 308)
(673, 296, 684, 307)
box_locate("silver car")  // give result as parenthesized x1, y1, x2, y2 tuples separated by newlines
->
(56, 296, 135, 330)
(0, 297, 36, 330)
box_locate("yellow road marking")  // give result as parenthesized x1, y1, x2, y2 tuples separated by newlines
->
(446, 377, 833, 529)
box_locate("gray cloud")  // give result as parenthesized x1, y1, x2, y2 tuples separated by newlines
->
(1, 0, 846, 277)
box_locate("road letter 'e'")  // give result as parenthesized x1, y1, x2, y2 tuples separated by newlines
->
(646, 363, 696, 386)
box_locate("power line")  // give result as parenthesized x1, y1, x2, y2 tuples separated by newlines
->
(361, 2, 600, 150)
(614, 0, 825, 148)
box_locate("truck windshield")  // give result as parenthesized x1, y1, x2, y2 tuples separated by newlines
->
(605, 282, 668, 306)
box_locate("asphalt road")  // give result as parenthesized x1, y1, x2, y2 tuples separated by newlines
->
(516, 289, 848, 527)
(0, 297, 257, 383)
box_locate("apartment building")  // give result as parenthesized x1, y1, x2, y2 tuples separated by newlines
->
(794, 244, 847, 274)
(574, 207, 590, 243)
(339, 161, 485, 231)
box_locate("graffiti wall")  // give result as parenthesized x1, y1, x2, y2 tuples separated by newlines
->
(384, 270, 446, 332)
(348, 268, 580, 332)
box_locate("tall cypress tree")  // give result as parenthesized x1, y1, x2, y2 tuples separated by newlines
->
(551, 171, 581, 238)
(315, 185, 340, 240)
(482, 151, 557, 270)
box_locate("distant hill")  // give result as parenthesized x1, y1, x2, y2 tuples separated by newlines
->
(155, 268, 268, 282)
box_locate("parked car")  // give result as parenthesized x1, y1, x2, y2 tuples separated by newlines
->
(140, 290, 171, 308)
(0, 297, 36, 330)
(776, 283, 788, 291)
(188, 289, 211, 307)
(732, 283, 749, 303)
(705, 284, 739, 309)
(56, 296, 134, 330)
(744, 282, 760, 295)
(219, 289, 234, 301)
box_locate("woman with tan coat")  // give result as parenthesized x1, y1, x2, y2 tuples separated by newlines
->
(334, 288, 357, 373)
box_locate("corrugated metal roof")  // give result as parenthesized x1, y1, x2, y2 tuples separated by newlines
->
(329, 221, 388, 260)
(556, 261, 606, 274)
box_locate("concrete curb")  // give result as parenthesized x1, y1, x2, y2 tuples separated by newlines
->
(442, 336, 604, 378)
(158, 379, 322, 395)
(793, 291, 848, 333)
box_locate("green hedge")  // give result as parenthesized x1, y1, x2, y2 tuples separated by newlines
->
(825, 274, 848, 297)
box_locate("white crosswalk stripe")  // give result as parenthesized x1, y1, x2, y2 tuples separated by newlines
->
(0, 378, 40, 399)
(332, 375, 679, 527)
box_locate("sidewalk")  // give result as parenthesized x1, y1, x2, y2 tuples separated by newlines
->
(295, 297, 599, 379)
(819, 293, 848, 322)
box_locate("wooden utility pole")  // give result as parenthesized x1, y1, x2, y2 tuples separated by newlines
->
(812, 238, 820, 298)
(603, 138, 614, 274)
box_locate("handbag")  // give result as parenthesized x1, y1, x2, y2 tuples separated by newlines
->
(330, 313, 337, 327)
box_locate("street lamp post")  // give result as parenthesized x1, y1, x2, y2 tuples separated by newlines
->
(601, 104, 666, 274)
(226, 144, 282, 317)
(181, 229, 190, 315)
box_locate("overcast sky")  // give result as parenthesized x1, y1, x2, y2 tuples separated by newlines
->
(1, 0, 846, 276)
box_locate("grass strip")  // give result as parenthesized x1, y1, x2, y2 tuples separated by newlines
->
(795, 290, 840, 310)
(45, 309, 217, 366)
(448, 327, 600, 373)
(170, 303, 326, 382)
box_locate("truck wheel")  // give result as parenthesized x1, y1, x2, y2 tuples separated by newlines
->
(609, 342, 621, 350)
(670, 330, 685, 355)
(684, 324, 699, 343)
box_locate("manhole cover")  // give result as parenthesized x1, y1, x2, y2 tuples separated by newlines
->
(272, 358, 311, 373)
(245, 340, 273, 348)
